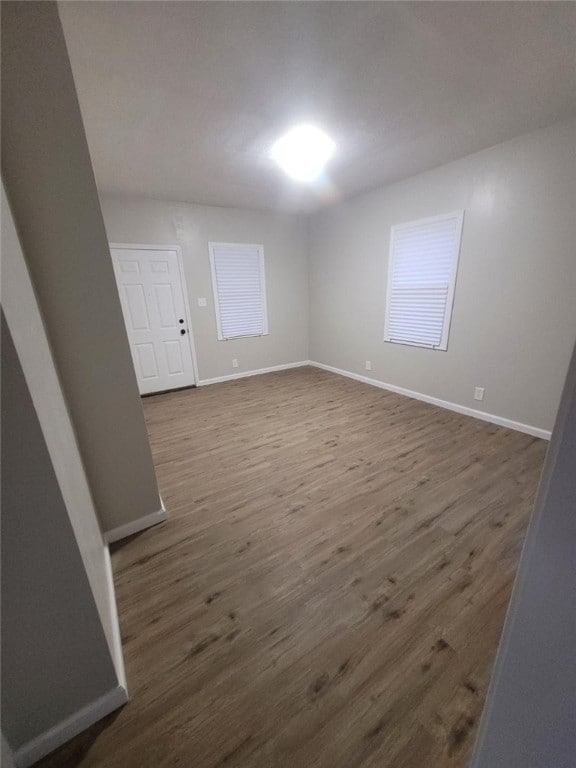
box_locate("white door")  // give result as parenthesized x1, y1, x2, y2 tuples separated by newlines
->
(111, 245, 196, 395)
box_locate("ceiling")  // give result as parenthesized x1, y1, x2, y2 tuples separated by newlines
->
(60, 1, 576, 213)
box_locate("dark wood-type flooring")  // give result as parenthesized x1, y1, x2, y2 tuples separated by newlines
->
(38, 367, 547, 768)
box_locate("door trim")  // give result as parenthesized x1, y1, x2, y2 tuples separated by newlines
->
(109, 243, 200, 388)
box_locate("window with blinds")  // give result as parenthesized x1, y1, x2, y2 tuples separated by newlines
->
(209, 242, 268, 340)
(384, 211, 464, 351)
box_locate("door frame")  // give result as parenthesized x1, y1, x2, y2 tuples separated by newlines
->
(110, 242, 200, 388)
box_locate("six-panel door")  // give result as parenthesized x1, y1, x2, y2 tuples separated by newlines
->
(111, 247, 196, 395)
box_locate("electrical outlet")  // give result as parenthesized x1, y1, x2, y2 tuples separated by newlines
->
(365, 360, 372, 371)
(232, 358, 239, 369)
(197, 297, 207, 307)
(474, 386, 485, 401)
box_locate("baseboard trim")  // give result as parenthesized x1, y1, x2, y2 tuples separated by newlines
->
(13, 686, 128, 768)
(103, 545, 127, 689)
(197, 360, 310, 387)
(309, 361, 551, 440)
(103, 506, 167, 545)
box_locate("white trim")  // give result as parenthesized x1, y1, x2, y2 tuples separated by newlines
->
(109, 242, 200, 387)
(103, 546, 127, 689)
(103, 505, 167, 545)
(384, 210, 464, 351)
(309, 361, 551, 440)
(198, 361, 309, 387)
(13, 686, 128, 768)
(208, 241, 269, 341)
(209, 242, 224, 341)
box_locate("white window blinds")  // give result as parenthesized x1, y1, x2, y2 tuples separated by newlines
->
(384, 211, 464, 351)
(209, 242, 268, 340)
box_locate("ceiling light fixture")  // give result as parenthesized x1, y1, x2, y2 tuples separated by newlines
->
(271, 124, 335, 182)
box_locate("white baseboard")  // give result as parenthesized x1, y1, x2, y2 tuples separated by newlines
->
(197, 360, 309, 387)
(103, 546, 127, 690)
(13, 686, 128, 768)
(103, 505, 167, 545)
(309, 361, 551, 440)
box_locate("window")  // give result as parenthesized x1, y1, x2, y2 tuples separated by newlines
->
(384, 211, 464, 351)
(209, 242, 268, 340)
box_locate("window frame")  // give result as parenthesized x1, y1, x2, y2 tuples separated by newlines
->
(209, 241, 269, 341)
(383, 210, 464, 351)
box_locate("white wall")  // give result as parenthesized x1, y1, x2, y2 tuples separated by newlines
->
(1, 185, 124, 681)
(309, 119, 576, 433)
(1, 321, 124, 763)
(100, 195, 309, 382)
(2, 1, 162, 535)
(471, 338, 576, 768)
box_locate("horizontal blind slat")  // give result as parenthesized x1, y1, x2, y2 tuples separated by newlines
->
(385, 213, 462, 348)
(212, 243, 266, 339)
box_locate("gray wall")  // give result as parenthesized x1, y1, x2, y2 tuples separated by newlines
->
(1, 1, 161, 533)
(2, 181, 124, 678)
(471, 339, 576, 768)
(100, 195, 309, 381)
(309, 119, 576, 433)
(1, 321, 118, 753)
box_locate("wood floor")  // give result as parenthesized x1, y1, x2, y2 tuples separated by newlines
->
(40, 367, 546, 768)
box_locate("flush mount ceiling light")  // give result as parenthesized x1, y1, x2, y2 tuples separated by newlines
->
(271, 124, 335, 182)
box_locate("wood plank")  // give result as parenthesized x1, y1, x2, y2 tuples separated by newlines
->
(37, 367, 546, 768)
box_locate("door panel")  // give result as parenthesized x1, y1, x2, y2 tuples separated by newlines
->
(154, 284, 177, 327)
(120, 260, 140, 274)
(164, 340, 184, 375)
(111, 247, 196, 394)
(136, 343, 159, 379)
(124, 284, 150, 330)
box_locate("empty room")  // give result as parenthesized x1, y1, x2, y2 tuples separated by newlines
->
(2, 2, 576, 768)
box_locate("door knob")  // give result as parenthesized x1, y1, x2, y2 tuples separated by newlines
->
(179, 318, 184, 324)
(180, 329, 186, 335)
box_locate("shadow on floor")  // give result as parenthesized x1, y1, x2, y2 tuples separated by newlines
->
(34, 708, 123, 768)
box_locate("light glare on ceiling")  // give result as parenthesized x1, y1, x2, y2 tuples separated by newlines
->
(271, 124, 335, 182)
